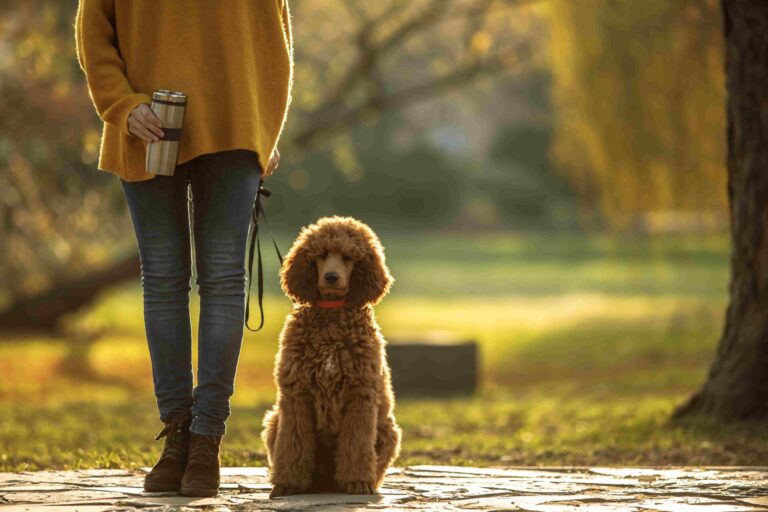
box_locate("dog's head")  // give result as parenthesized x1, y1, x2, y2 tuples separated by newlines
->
(280, 216, 394, 307)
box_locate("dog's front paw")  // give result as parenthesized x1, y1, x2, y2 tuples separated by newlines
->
(269, 484, 303, 498)
(344, 481, 376, 494)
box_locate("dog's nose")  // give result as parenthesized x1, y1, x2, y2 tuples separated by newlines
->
(324, 272, 339, 284)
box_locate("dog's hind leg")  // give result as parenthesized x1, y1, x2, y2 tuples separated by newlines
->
(374, 414, 402, 489)
(260, 406, 279, 467)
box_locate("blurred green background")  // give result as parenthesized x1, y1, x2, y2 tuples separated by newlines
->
(2, 0, 761, 471)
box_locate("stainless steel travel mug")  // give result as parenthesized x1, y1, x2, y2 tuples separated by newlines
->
(145, 89, 187, 176)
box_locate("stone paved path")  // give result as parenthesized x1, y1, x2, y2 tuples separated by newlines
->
(1, 465, 767, 511)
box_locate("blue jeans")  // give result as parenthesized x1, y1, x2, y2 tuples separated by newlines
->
(120, 149, 262, 436)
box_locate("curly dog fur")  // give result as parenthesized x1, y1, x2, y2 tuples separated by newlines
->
(261, 216, 402, 497)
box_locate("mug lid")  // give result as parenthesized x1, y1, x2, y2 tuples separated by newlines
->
(152, 89, 187, 104)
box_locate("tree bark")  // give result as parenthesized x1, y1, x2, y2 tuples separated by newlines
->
(674, 0, 768, 420)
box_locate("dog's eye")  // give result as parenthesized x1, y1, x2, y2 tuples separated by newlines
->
(342, 255, 351, 262)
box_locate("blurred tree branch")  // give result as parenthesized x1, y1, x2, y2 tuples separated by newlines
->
(0, 254, 140, 333)
(295, 49, 528, 147)
(292, 0, 539, 147)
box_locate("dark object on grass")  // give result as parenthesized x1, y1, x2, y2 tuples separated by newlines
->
(386, 334, 478, 396)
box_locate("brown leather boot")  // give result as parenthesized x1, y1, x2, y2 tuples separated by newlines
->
(144, 411, 192, 492)
(180, 432, 222, 497)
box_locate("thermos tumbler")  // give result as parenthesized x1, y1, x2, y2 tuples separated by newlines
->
(145, 89, 187, 176)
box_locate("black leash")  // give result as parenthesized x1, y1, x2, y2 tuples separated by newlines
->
(245, 179, 284, 332)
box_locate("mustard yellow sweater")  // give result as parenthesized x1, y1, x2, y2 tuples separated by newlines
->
(74, 0, 294, 182)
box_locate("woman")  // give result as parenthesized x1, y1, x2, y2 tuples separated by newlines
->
(74, 0, 294, 497)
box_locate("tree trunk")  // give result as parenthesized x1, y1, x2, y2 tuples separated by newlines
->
(674, 1, 768, 421)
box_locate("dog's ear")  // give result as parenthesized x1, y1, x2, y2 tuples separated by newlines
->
(347, 235, 394, 307)
(280, 244, 319, 304)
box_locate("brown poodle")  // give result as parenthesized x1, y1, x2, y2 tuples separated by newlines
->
(261, 216, 402, 498)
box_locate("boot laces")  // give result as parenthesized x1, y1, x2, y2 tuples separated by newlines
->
(154, 414, 190, 462)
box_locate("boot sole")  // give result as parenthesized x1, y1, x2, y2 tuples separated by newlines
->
(180, 485, 219, 497)
(144, 481, 181, 492)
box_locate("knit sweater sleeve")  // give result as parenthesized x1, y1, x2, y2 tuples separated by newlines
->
(74, 0, 152, 136)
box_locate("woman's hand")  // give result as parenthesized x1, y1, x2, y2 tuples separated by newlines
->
(128, 104, 164, 142)
(263, 147, 280, 179)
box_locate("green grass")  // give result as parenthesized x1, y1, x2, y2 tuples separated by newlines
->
(3, 231, 764, 471)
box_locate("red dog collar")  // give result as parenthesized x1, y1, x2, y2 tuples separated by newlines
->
(314, 299, 347, 309)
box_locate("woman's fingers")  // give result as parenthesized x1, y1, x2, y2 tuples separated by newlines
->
(263, 148, 280, 178)
(139, 106, 164, 138)
(272, 148, 280, 169)
(128, 117, 156, 142)
(127, 106, 155, 142)
(128, 104, 164, 142)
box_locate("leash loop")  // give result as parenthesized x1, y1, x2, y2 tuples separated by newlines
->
(245, 179, 283, 332)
